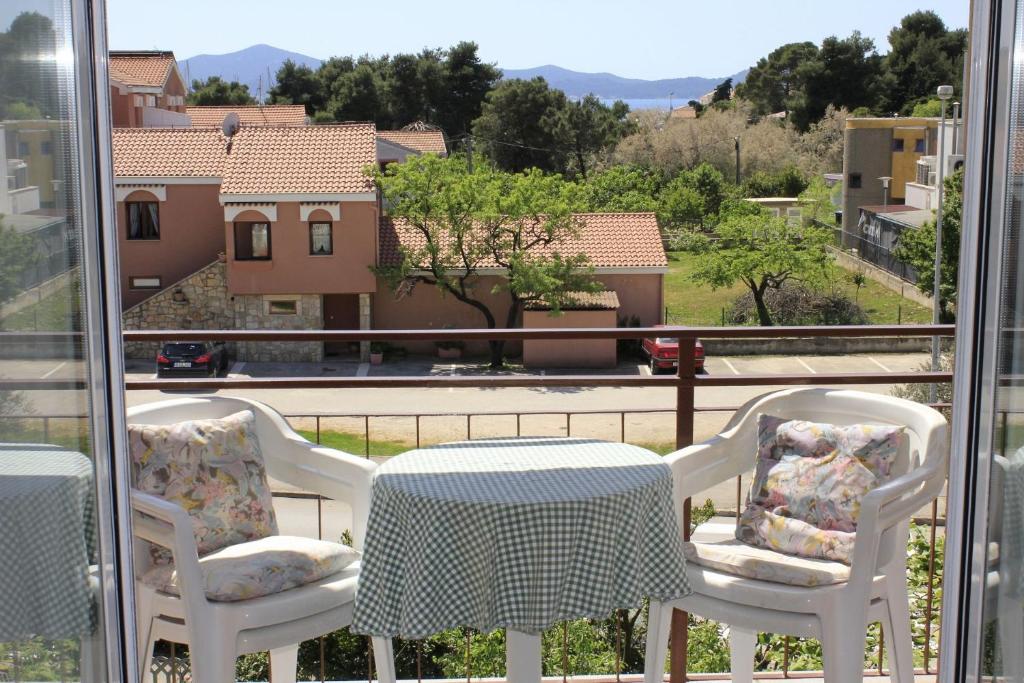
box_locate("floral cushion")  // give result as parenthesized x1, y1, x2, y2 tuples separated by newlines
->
(683, 538, 850, 587)
(736, 415, 905, 563)
(141, 536, 360, 602)
(128, 410, 278, 563)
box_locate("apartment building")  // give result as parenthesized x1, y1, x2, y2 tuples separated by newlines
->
(109, 51, 190, 128)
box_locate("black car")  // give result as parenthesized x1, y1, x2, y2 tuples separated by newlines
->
(156, 341, 229, 377)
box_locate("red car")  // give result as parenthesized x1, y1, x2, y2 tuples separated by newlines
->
(642, 328, 705, 374)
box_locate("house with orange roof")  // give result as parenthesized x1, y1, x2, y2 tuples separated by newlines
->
(185, 105, 309, 127)
(114, 124, 665, 364)
(377, 129, 448, 164)
(108, 51, 189, 128)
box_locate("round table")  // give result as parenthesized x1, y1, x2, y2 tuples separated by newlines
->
(352, 437, 690, 681)
(0, 444, 96, 641)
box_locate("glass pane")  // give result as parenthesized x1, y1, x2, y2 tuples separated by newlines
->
(0, 2, 118, 681)
(981, 0, 1024, 676)
(252, 223, 269, 258)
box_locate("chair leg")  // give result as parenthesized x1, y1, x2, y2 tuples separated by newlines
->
(728, 627, 756, 683)
(189, 633, 237, 683)
(884, 575, 915, 683)
(371, 636, 396, 683)
(270, 644, 299, 683)
(821, 615, 866, 683)
(643, 600, 673, 683)
(997, 596, 1024, 681)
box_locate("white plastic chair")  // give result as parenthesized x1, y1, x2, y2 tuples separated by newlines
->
(643, 388, 948, 683)
(127, 396, 395, 683)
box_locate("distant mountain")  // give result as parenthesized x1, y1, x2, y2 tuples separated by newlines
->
(178, 44, 322, 100)
(178, 43, 747, 107)
(501, 65, 748, 103)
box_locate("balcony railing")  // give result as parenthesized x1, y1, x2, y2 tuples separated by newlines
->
(0, 324, 956, 682)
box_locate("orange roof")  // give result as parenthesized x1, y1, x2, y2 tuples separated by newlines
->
(109, 51, 178, 88)
(186, 105, 308, 127)
(525, 290, 621, 310)
(113, 124, 378, 195)
(220, 124, 376, 195)
(377, 130, 447, 156)
(112, 128, 227, 177)
(379, 212, 666, 270)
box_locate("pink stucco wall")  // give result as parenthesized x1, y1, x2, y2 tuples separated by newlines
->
(372, 272, 663, 356)
(117, 184, 225, 309)
(226, 201, 379, 295)
(523, 309, 618, 368)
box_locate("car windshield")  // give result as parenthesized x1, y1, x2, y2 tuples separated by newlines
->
(162, 343, 206, 355)
(655, 337, 678, 344)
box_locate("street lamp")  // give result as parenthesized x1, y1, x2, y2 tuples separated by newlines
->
(879, 176, 893, 211)
(931, 84, 954, 403)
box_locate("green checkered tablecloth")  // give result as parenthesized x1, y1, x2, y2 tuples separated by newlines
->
(352, 437, 690, 639)
(0, 444, 97, 640)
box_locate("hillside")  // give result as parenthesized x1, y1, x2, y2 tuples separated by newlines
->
(502, 64, 748, 102)
(178, 44, 322, 98)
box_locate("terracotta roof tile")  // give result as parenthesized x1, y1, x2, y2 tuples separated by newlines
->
(379, 212, 666, 270)
(109, 51, 177, 87)
(186, 105, 307, 127)
(524, 290, 620, 310)
(377, 130, 447, 155)
(220, 124, 377, 195)
(112, 128, 227, 177)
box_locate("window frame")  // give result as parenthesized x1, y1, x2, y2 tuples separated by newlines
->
(892, 138, 906, 152)
(126, 200, 160, 240)
(848, 172, 863, 189)
(233, 221, 272, 261)
(128, 276, 162, 290)
(308, 221, 333, 256)
(267, 300, 298, 315)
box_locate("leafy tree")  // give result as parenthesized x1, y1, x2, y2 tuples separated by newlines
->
(187, 76, 255, 106)
(0, 12, 58, 119)
(692, 205, 834, 325)
(472, 77, 569, 173)
(790, 32, 885, 131)
(385, 52, 432, 125)
(711, 78, 733, 104)
(269, 59, 324, 114)
(579, 165, 664, 212)
(911, 98, 943, 117)
(3, 100, 41, 119)
(436, 41, 501, 137)
(0, 217, 38, 306)
(553, 95, 631, 179)
(894, 167, 963, 320)
(794, 105, 848, 174)
(736, 41, 819, 117)
(742, 166, 808, 198)
(326, 60, 385, 123)
(797, 177, 838, 226)
(373, 155, 599, 367)
(884, 11, 967, 115)
(676, 163, 728, 220)
(658, 181, 705, 231)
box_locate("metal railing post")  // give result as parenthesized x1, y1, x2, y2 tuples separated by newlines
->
(671, 335, 696, 683)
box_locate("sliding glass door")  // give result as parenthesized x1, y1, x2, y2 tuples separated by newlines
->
(0, 1, 134, 681)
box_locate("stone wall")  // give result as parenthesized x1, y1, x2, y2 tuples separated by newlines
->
(122, 261, 324, 362)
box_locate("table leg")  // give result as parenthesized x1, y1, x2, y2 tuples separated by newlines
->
(506, 629, 541, 683)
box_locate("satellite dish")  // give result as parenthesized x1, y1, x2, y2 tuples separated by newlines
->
(222, 112, 241, 138)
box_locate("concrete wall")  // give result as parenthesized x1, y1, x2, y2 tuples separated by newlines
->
(121, 261, 324, 362)
(226, 202, 378, 295)
(523, 309, 617, 368)
(594, 273, 663, 325)
(842, 127, 892, 241)
(117, 184, 226, 309)
(828, 246, 933, 310)
(704, 335, 930, 356)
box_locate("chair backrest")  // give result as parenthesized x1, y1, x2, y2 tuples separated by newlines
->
(719, 388, 948, 571)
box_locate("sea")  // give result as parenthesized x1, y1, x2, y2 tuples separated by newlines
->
(598, 97, 677, 112)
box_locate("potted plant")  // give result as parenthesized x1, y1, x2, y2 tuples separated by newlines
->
(369, 342, 385, 365)
(435, 325, 465, 359)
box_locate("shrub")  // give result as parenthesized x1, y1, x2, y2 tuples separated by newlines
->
(728, 285, 868, 326)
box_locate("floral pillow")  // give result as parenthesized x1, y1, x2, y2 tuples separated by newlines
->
(128, 409, 278, 563)
(736, 414, 905, 563)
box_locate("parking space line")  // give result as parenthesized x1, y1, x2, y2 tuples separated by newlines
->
(721, 358, 740, 375)
(796, 358, 817, 374)
(230, 361, 246, 375)
(448, 363, 456, 392)
(40, 361, 66, 379)
(639, 363, 651, 376)
(868, 356, 893, 373)
(356, 362, 369, 377)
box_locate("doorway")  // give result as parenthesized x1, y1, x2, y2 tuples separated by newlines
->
(323, 293, 360, 357)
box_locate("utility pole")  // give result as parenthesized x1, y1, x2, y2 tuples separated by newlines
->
(466, 135, 474, 173)
(734, 136, 741, 185)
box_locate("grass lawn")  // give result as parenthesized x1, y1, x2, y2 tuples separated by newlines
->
(663, 251, 932, 326)
(296, 428, 408, 457)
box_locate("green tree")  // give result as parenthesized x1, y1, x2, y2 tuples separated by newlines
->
(711, 78, 733, 104)
(580, 165, 664, 212)
(325, 60, 385, 123)
(911, 98, 943, 117)
(894, 167, 963, 320)
(373, 155, 599, 367)
(742, 166, 808, 198)
(436, 41, 501, 137)
(692, 206, 834, 326)
(0, 12, 58, 119)
(791, 32, 884, 131)
(797, 177, 838, 226)
(553, 95, 631, 179)
(385, 52, 432, 125)
(270, 59, 324, 114)
(472, 77, 569, 173)
(187, 76, 256, 106)
(0, 217, 38, 306)
(884, 11, 967, 115)
(676, 162, 728, 222)
(658, 181, 705, 231)
(736, 42, 819, 117)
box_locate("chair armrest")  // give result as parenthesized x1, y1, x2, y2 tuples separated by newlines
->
(272, 439, 377, 550)
(130, 491, 207, 605)
(848, 462, 945, 582)
(664, 436, 750, 533)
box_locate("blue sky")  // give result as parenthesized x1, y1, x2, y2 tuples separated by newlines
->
(6, 1, 971, 80)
